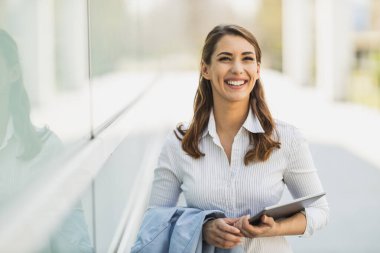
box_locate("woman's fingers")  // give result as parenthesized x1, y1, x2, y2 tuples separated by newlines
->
(213, 235, 240, 249)
(236, 215, 273, 238)
(233, 214, 280, 238)
(203, 218, 243, 249)
(215, 219, 242, 243)
(218, 218, 241, 235)
(261, 215, 275, 226)
(224, 217, 240, 224)
(241, 215, 259, 237)
(217, 228, 242, 243)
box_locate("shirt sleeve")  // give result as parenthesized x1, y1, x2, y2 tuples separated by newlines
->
(148, 132, 182, 207)
(283, 127, 329, 237)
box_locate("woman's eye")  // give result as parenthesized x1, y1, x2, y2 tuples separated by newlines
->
(218, 57, 231, 61)
(243, 57, 255, 61)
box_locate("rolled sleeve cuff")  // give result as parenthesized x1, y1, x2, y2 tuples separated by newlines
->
(300, 207, 329, 238)
(300, 209, 312, 237)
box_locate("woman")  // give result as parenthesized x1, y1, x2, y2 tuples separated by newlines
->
(149, 24, 329, 252)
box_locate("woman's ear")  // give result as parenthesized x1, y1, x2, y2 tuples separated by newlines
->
(201, 60, 211, 80)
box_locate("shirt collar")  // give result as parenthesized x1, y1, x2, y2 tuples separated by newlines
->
(201, 107, 265, 138)
(242, 106, 265, 134)
(202, 109, 217, 139)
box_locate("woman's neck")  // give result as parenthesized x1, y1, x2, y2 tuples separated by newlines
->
(213, 100, 250, 139)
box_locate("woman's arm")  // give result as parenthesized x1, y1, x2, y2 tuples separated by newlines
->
(234, 212, 306, 238)
(283, 127, 329, 237)
(276, 212, 307, 235)
(148, 133, 182, 207)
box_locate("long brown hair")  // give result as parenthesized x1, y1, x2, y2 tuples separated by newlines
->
(175, 24, 280, 165)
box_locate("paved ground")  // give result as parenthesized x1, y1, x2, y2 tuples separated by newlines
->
(139, 70, 380, 252)
(288, 142, 380, 253)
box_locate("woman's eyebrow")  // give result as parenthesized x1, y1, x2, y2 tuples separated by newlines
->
(216, 52, 233, 57)
(216, 51, 255, 57)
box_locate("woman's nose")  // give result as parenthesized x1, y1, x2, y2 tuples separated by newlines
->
(230, 61, 244, 75)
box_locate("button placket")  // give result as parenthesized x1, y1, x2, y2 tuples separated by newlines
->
(230, 137, 240, 211)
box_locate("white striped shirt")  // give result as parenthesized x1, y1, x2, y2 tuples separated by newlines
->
(149, 108, 329, 253)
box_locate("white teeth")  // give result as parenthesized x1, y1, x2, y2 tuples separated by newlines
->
(226, 80, 245, 86)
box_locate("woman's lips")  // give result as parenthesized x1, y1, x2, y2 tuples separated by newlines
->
(224, 80, 248, 89)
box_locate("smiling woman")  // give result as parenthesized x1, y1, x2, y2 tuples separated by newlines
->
(177, 25, 279, 165)
(137, 24, 329, 253)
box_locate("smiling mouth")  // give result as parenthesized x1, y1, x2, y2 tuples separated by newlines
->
(225, 80, 248, 87)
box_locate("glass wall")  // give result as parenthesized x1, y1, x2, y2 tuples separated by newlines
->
(0, 0, 157, 251)
(0, 0, 90, 215)
(0, 1, 93, 252)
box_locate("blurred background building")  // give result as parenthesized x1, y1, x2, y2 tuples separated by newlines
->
(0, 0, 379, 252)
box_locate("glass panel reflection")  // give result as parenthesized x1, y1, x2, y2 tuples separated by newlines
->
(38, 196, 94, 253)
(0, 30, 62, 210)
(0, 0, 93, 251)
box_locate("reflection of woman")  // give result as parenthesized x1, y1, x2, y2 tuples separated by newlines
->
(0, 30, 93, 253)
(0, 30, 49, 160)
(0, 30, 61, 205)
(148, 25, 329, 252)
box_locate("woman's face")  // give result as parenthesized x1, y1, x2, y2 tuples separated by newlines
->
(202, 35, 260, 106)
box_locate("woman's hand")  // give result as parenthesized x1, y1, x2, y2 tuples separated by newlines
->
(234, 215, 280, 238)
(202, 218, 243, 249)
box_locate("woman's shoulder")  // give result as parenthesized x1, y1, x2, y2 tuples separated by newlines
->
(162, 122, 188, 149)
(274, 119, 305, 145)
(274, 119, 297, 132)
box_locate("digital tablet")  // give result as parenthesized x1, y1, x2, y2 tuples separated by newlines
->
(249, 192, 326, 225)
